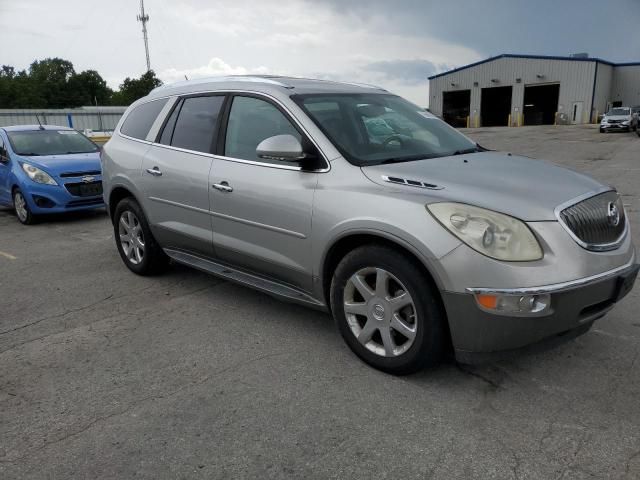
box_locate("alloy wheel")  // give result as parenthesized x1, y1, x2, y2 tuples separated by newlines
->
(14, 192, 28, 223)
(343, 267, 418, 357)
(119, 210, 145, 265)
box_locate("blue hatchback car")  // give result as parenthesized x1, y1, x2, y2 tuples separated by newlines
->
(0, 125, 104, 224)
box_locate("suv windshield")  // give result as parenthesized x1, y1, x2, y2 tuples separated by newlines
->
(7, 129, 99, 156)
(292, 93, 478, 166)
(608, 108, 630, 116)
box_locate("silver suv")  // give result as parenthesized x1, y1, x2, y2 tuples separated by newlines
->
(102, 76, 638, 374)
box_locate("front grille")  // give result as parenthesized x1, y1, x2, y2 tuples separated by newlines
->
(60, 170, 101, 178)
(64, 181, 103, 197)
(607, 119, 621, 124)
(559, 191, 626, 250)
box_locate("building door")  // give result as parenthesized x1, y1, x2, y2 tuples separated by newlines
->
(571, 102, 583, 124)
(480, 86, 512, 127)
(523, 83, 560, 125)
(442, 90, 471, 127)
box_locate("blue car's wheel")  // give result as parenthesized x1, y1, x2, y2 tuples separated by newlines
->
(13, 188, 35, 225)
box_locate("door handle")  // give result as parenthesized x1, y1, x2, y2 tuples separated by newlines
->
(146, 167, 162, 176)
(212, 181, 233, 193)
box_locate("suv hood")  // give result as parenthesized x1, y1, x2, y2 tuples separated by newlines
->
(361, 152, 607, 221)
(17, 152, 101, 177)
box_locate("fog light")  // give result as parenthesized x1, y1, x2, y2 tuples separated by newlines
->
(473, 293, 551, 316)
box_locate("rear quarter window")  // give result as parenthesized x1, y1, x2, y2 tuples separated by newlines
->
(120, 98, 168, 140)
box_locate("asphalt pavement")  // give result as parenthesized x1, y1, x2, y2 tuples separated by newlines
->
(1, 125, 639, 479)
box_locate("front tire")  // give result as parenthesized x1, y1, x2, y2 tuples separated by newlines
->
(13, 188, 35, 225)
(113, 197, 168, 275)
(330, 245, 447, 375)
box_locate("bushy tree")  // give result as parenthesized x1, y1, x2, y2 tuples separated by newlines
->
(0, 58, 162, 108)
(110, 70, 163, 105)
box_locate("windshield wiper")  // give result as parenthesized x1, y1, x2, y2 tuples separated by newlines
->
(451, 147, 481, 156)
(18, 152, 41, 156)
(377, 153, 440, 165)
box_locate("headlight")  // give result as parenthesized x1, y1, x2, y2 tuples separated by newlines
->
(427, 202, 543, 261)
(622, 120, 630, 125)
(21, 163, 58, 185)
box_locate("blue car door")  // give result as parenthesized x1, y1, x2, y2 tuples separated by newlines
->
(0, 134, 10, 204)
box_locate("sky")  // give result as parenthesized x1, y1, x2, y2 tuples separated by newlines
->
(1, 0, 639, 105)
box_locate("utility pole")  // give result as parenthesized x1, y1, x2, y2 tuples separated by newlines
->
(137, 0, 151, 72)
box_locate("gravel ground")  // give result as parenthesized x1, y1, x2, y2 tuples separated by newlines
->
(0, 125, 639, 479)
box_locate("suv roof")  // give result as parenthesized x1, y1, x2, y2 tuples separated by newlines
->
(147, 75, 388, 101)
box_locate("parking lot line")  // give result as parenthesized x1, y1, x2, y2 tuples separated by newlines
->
(0, 250, 17, 260)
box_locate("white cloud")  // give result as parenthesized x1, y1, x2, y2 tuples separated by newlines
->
(160, 57, 270, 84)
(1, 0, 483, 105)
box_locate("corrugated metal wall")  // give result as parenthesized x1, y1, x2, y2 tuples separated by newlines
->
(0, 108, 126, 130)
(429, 57, 598, 125)
(592, 63, 613, 118)
(610, 66, 640, 107)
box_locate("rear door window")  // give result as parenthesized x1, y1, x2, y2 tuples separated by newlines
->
(120, 98, 168, 140)
(168, 95, 225, 154)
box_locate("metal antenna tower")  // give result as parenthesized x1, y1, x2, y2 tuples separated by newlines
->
(137, 0, 151, 71)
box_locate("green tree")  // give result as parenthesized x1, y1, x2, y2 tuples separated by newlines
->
(68, 70, 113, 106)
(28, 58, 76, 108)
(0, 58, 163, 108)
(111, 70, 162, 105)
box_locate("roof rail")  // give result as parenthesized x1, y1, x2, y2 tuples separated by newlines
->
(153, 75, 294, 93)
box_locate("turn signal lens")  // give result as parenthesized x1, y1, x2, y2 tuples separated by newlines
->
(473, 292, 551, 316)
(476, 294, 498, 309)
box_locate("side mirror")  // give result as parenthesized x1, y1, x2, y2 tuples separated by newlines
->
(256, 134, 305, 162)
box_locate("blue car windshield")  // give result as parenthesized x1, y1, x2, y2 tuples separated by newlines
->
(292, 93, 478, 166)
(7, 130, 99, 156)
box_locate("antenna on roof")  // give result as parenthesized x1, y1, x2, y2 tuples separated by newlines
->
(184, 75, 189, 81)
(35, 114, 45, 130)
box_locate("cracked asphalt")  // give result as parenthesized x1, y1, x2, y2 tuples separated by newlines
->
(1, 125, 639, 479)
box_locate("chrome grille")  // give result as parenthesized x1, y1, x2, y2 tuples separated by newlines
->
(559, 191, 626, 250)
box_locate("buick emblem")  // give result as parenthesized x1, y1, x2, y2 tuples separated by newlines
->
(372, 304, 385, 320)
(82, 175, 95, 184)
(607, 202, 620, 227)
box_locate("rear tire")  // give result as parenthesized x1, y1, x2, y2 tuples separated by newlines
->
(13, 188, 36, 225)
(330, 245, 447, 375)
(113, 197, 168, 275)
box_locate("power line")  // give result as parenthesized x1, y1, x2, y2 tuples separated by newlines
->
(137, 0, 151, 72)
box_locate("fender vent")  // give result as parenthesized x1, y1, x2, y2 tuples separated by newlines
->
(381, 175, 444, 190)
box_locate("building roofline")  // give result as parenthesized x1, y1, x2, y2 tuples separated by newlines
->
(427, 53, 639, 80)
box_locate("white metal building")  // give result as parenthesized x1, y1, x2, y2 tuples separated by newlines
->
(428, 54, 640, 127)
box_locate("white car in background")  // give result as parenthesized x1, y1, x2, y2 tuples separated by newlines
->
(600, 107, 632, 133)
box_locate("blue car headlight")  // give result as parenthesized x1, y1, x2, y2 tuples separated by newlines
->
(21, 163, 58, 185)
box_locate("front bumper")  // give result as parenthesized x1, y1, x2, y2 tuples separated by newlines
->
(443, 260, 639, 363)
(601, 123, 630, 130)
(22, 181, 104, 214)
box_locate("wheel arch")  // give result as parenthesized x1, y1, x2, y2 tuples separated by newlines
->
(108, 185, 140, 223)
(320, 230, 453, 355)
(320, 230, 446, 309)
